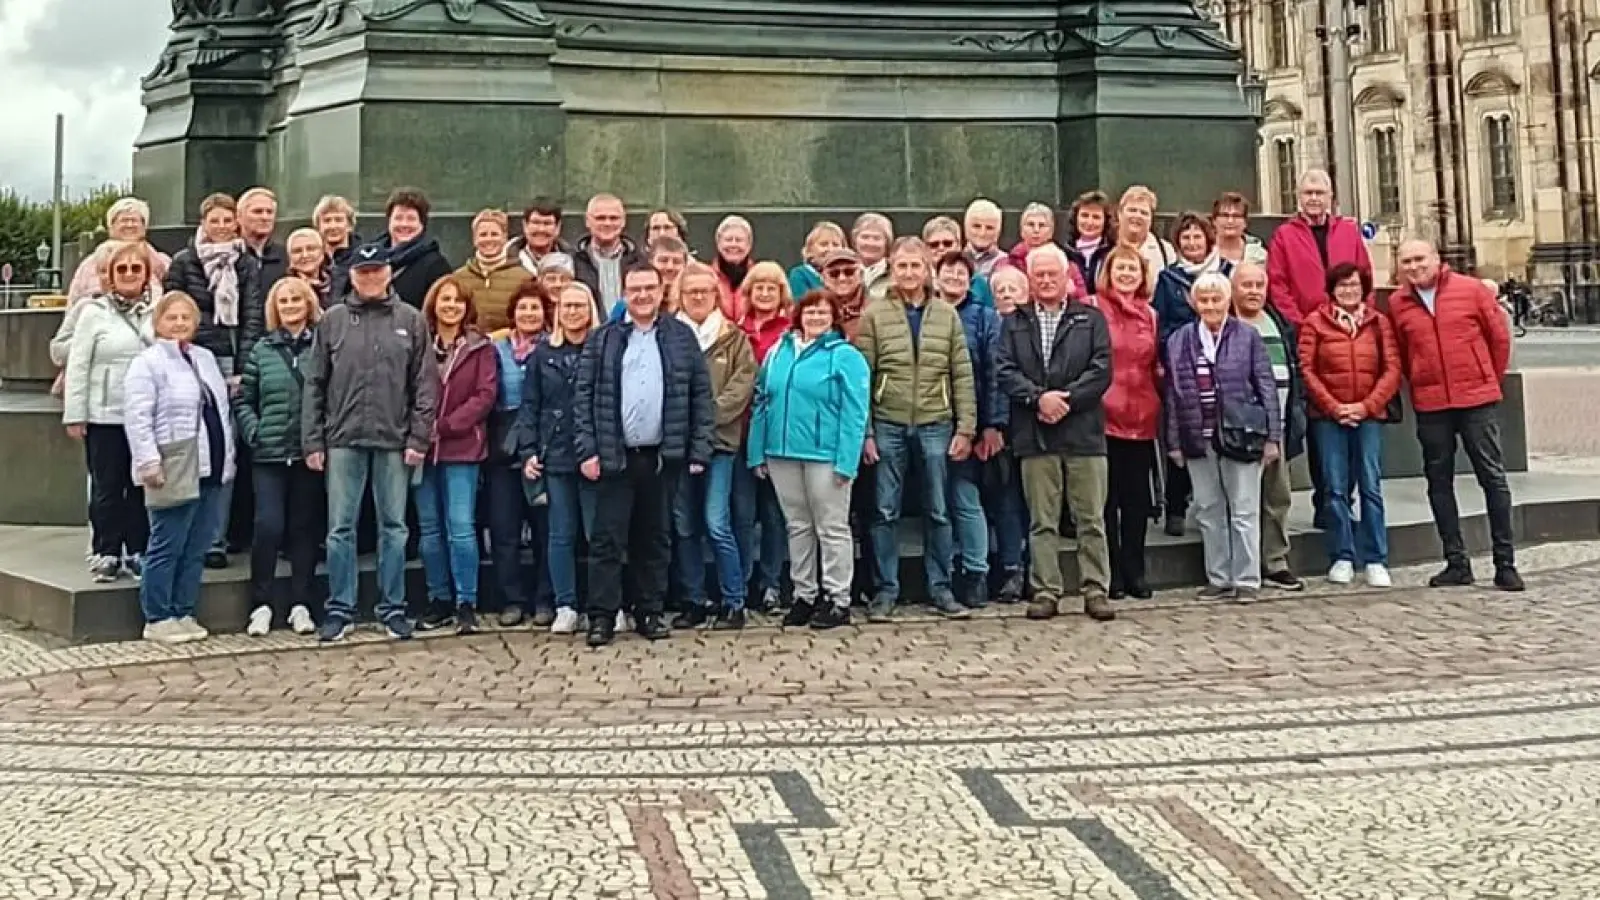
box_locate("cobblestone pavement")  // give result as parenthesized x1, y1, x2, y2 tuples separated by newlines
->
(1, 543, 1599, 898)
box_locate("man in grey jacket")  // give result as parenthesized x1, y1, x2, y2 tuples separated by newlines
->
(303, 242, 439, 643)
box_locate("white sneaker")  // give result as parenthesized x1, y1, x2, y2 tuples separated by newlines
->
(615, 610, 632, 632)
(1327, 561, 1355, 585)
(288, 605, 316, 635)
(176, 616, 209, 642)
(143, 619, 186, 644)
(1364, 564, 1392, 588)
(551, 607, 580, 634)
(247, 605, 272, 636)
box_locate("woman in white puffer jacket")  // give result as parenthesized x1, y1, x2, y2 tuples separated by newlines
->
(61, 240, 157, 583)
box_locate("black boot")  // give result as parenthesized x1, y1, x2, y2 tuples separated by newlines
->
(1429, 559, 1476, 587)
(782, 601, 814, 627)
(995, 570, 1024, 604)
(1493, 565, 1526, 592)
(672, 604, 712, 630)
(586, 615, 615, 648)
(712, 607, 747, 630)
(635, 613, 671, 640)
(810, 601, 850, 630)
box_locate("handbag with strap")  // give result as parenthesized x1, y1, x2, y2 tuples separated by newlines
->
(1213, 394, 1270, 463)
(145, 436, 202, 509)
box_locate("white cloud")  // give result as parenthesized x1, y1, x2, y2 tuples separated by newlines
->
(0, 0, 170, 200)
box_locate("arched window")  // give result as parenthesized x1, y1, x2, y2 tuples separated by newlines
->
(1483, 113, 1519, 215)
(1372, 127, 1402, 218)
(1274, 138, 1299, 214)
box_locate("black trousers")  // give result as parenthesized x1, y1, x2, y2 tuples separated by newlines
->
(1163, 452, 1191, 523)
(1106, 437, 1156, 590)
(1305, 430, 1328, 520)
(1416, 402, 1516, 568)
(226, 448, 255, 550)
(484, 463, 552, 610)
(849, 461, 877, 601)
(250, 461, 324, 617)
(85, 424, 147, 558)
(588, 448, 679, 616)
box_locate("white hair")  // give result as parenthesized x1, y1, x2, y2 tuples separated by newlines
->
(1021, 202, 1055, 222)
(1025, 243, 1070, 272)
(965, 198, 1003, 225)
(715, 214, 753, 240)
(1192, 272, 1234, 302)
(105, 197, 150, 229)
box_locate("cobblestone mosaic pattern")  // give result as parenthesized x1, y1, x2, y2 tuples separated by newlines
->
(0, 543, 1597, 898)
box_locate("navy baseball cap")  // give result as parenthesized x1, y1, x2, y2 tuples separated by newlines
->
(350, 242, 391, 269)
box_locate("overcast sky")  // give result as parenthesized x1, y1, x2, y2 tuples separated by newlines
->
(0, 0, 169, 200)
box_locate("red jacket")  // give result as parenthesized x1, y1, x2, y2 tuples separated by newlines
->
(1297, 303, 1402, 420)
(741, 312, 789, 365)
(1088, 290, 1162, 441)
(1387, 267, 1511, 413)
(432, 330, 499, 463)
(1266, 214, 1373, 325)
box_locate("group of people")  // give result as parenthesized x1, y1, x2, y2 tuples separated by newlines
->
(50, 166, 1525, 648)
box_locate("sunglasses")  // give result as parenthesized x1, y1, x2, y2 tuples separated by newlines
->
(113, 264, 147, 275)
(823, 267, 859, 278)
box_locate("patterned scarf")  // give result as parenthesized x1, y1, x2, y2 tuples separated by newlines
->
(1333, 303, 1365, 337)
(194, 227, 242, 327)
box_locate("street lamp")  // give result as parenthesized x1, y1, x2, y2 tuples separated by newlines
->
(34, 241, 48, 265)
(34, 240, 54, 290)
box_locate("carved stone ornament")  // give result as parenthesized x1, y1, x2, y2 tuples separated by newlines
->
(298, 0, 551, 40)
(171, 0, 285, 25)
(952, 22, 1236, 57)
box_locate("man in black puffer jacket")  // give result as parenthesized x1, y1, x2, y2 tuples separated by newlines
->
(574, 262, 713, 648)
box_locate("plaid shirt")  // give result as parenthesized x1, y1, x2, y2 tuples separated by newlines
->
(1036, 303, 1065, 367)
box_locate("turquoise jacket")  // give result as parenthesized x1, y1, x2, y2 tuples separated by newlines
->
(747, 329, 871, 480)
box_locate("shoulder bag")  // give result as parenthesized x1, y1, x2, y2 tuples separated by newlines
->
(1211, 331, 1270, 463)
(145, 354, 209, 510)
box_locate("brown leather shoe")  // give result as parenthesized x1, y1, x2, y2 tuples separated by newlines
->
(1025, 594, 1059, 620)
(1084, 591, 1116, 622)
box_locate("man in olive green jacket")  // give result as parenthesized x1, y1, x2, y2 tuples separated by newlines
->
(855, 237, 977, 621)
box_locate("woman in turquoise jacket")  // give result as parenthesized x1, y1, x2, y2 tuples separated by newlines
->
(747, 291, 870, 631)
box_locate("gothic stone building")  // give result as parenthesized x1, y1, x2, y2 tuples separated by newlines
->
(1215, 0, 1600, 321)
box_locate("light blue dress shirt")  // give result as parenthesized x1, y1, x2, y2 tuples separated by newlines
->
(621, 322, 665, 448)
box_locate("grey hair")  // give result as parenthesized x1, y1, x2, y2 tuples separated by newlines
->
(1025, 243, 1070, 272)
(1298, 168, 1333, 191)
(105, 197, 150, 229)
(715, 214, 753, 240)
(852, 212, 894, 240)
(1191, 272, 1234, 302)
(965, 198, 1003, 224)
(1021, 202, 1055, 222)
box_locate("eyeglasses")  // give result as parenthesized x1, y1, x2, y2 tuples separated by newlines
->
(113, 264, 147, 276)
(927, 239, 957, 250)
(823, 267, 859, 278)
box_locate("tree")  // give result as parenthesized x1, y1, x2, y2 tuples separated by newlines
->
(0, 186, 126, 283)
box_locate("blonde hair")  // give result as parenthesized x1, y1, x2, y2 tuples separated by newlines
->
(738, 261, 794, 315)
(105, 198, 150, 230)
(98, 240, 152, 294)
(964, 198, 1003, 225)
(313, 194, 355, 224)
(1119, 184, 1159, 212)
(471, 208, 510, 236)
(265, 278, 324, 332)
(152, 291, 201, 339)
(802, 221, 847, 263)
(548, 283, 601, 347)
(286, 227, 323, 253)
(921, 216, 961, 241)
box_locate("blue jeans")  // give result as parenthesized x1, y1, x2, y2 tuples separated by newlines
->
(948, 459, 989, 578)
(673, 452, 746, 609)
(984, 452, 1029, 573)
(735, 457, 787, 593)
(417, 462, 482, 607)
(872, 419, 955, 601)
(545, 472, 598, 610)
(140, 483, 228, 623)
(1312, 419, 1387, 566)
(325, 448, 410, 622)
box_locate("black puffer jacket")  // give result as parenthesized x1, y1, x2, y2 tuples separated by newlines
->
(571, 234, 648, 319)
(163, 242, 263, 368)
(573, 316, 713, 476)
(243, 239, 288, 362)
(512, 339, 585, 475)
(381, 233, 454, 309)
